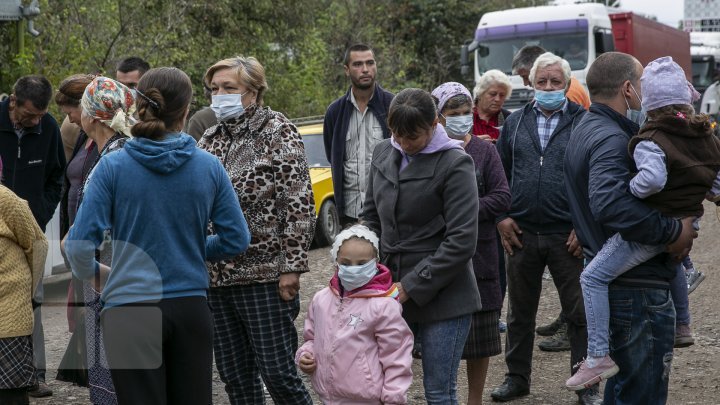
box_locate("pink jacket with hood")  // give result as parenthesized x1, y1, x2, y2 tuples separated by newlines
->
(296, 263, 413, 404)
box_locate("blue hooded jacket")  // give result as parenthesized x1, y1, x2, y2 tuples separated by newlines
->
(66, 133, 249, 307)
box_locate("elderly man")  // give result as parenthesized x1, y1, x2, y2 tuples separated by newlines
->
(491, 53, 599, 404)
(564, 52, 696, 404)
(513, 45, 590, 110)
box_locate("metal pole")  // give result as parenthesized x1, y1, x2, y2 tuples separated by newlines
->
(17, 19, 24, 55)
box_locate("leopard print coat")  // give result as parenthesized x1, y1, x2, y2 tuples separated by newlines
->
(198, 104, 316, 287)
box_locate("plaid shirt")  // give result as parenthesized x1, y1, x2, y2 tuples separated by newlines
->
(534, 100, 568, 151)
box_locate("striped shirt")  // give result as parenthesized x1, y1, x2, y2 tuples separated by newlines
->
(533, 100, 568, 151)
(343, 90, 383, 218)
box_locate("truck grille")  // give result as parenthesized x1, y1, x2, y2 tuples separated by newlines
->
(504, 88, 535, 111)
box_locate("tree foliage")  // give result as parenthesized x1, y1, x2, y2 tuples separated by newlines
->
(1, 0, 546, 118)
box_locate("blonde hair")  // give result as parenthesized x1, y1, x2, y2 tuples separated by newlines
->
(529, 52, 571, 90)
(204, 56, 269, 105)
(473, 69, 512, 101)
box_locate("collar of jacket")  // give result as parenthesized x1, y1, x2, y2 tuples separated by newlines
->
(342, 83, 389, 113)
(0, 98, 42, 135)
(589, 102, 639, 138)
(204, 104, 276, 140)
(372, 139, 452, 185)
(517, 99, 585, 148)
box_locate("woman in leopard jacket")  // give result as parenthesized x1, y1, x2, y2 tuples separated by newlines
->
(198, 56, 315, 405)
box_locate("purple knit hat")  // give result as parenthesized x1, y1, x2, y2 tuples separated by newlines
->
(431, 82, 472, 113)
(641, 56, 701, 112)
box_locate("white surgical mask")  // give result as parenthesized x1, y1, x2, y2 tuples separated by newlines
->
(338, 259, 378, 291)
(211, 92, 247, 122)
(624, 84, 646, 125)
(443, 114, 473, 139)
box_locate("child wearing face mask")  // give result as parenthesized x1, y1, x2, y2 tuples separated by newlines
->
(565, 56, 720, 391)
(295, 225, 413, 405)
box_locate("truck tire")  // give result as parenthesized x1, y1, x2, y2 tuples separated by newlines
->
(314, 199, 340, 247)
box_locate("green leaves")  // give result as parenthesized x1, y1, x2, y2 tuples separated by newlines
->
(0, 0, 547, 118)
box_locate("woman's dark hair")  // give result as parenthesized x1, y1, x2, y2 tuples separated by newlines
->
(387, 88, 437, 138)
(55, 74, 94, 107)
(132, 67, 193, 140)
(647, 104, 711, 131)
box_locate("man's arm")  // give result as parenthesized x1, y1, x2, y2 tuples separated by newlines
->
(323, 105, 335, 163)
(42, 127, 66, 227)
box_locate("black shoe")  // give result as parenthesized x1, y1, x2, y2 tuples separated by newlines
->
(27, 381, 53, 398)
(536, 314, 565, 336)
(491, 376, 529, 402)
(538, 323, 571, 352)
(577, 385, 603, 405)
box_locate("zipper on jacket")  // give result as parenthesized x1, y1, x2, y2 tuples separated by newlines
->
(540, 155, 543, 166)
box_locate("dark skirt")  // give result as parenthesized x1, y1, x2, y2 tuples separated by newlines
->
(84, 282, 118, 404)
(0, 335, 36, 389)
(462, 310, 502, 359)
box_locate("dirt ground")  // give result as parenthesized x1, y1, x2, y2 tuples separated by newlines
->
(33, 202, 720, 404)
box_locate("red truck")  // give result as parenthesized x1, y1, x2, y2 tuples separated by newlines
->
(610, 12, 691, 80)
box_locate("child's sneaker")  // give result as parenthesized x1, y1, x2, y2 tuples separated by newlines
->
(675, 324, 695, 348)
(686, 268, 705, 294)
(565, 355, 619, 391)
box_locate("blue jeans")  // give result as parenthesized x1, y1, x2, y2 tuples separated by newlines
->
(581, 233, 675, 356)
(416, 315, 471, 404)
(604, 286, 675, 405)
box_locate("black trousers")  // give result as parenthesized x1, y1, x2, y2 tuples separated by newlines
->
(504, 231, 587, 384)
(101, 296, 213, 405)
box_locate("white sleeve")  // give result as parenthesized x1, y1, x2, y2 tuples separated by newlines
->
(629, 140, 667, 199)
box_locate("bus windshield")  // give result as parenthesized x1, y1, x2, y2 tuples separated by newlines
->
(476, 33, 589, 75)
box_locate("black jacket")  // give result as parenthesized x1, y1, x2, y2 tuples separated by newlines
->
(323, 84, 394, 215)
(564, 103, 681, 287)
(0, 99, 65, 231)
(496, 101, 585, 234)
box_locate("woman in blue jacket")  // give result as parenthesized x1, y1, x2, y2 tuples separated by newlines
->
(65, 67, 250, 405)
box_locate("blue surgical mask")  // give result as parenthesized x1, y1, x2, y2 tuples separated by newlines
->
(211, 92, 247, 122)
(624, 84, 646, 125)
(442, 114, 473, 139)
(534, 89, 566, 111)
(338, 259, 378, 291)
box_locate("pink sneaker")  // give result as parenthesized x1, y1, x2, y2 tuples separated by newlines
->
(565, 355, 619, 391)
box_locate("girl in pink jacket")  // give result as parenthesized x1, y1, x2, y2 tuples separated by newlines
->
(296, 225, 413, 404)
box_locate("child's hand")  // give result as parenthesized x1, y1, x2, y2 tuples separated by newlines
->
(298, 353, 316, 374)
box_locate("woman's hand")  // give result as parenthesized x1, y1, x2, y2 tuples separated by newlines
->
(298, 353, 316, 374)
(477, 134, 493, 142)
(497, 218, 523, 256)
(94, 263, 111, 293)
(278, 272, 301, 301)
(396, 283, 409, 304)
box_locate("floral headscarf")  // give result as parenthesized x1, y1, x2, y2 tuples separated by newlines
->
(81, 77, 136, 137)
(431, 82, 473, 113)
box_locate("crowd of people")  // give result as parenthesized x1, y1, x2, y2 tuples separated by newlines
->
(0, 41, 716, 405)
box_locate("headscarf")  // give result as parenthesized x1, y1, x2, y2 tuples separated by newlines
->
(81, 77, 136, 137)
(431, 82, 473, 113)
(641, 56, 701, 112)
(330, 225, 379, 262)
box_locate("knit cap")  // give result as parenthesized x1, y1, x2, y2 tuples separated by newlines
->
(330, 225, 379, 262)
(431, 82, 472, 113)
(641, 56, 701, 112)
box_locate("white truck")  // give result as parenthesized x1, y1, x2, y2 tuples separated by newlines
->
(690, 33, 720, 120)
(460, 3, 691, 110)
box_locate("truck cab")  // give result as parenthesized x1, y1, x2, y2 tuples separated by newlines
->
(461, 3, 613, 110)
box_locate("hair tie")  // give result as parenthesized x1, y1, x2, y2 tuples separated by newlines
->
(676, 111, 687, 119)
(135, 88, 159, 109)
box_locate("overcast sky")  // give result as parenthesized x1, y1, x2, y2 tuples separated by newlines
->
(554, 0, 685, 28)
